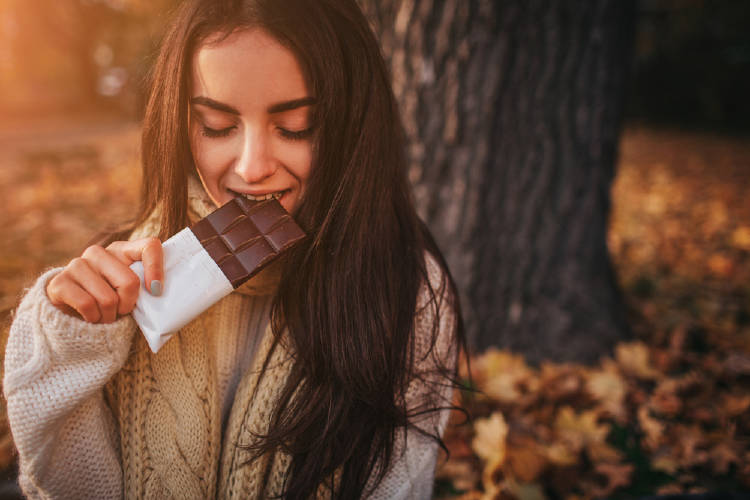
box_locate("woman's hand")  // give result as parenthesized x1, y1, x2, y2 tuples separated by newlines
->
(46, 238, 164, 323)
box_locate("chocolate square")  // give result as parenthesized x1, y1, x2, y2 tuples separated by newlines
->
(207, 200, 245, 233)
(221, 220, 262, 252)
(265, 218, 306, 252)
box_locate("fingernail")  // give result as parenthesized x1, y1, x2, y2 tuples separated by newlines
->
(150, 280, 162, 297)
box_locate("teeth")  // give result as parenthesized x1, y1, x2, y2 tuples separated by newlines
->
(241, 191, 284, 201)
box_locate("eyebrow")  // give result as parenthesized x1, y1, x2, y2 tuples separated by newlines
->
(190, 96, 316, 115)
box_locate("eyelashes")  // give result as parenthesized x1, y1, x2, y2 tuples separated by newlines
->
(201, 126, 234, 138)
(278, 127, 313, 141)
(200, 125, 313, 141)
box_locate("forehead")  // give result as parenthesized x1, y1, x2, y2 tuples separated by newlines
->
(190, 28, 308, 106)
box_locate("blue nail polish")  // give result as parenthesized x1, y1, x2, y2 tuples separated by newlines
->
(150, 280, 162, 297)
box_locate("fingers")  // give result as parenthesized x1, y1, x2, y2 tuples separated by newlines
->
(47, 258, 120, 323)
(107, 237, 164, 296)
(45, 238, 163, 324)
(47, 273, 101, 323)
(81, 245, 141, 315)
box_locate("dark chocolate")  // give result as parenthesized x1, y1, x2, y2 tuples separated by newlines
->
(189, 197, 305, 288)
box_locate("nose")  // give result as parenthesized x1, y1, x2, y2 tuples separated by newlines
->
(234, 127, 276, 183)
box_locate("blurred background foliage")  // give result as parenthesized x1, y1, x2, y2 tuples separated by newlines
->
(0, 0, 180, 120)
(1, 0, 749, 130)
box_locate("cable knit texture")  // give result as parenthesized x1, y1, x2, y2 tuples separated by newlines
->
(4, 175, 457, 499)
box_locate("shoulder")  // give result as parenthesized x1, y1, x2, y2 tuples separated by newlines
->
(413, 251, 458, 368)
(415, 251, 456, 328)
(416, 252, 450, 309)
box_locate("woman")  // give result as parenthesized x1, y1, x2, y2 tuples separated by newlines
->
(4, 0, 463, 498)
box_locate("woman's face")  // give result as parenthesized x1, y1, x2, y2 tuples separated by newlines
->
(189, 28, 314, 214)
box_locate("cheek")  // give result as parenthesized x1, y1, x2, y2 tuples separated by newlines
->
(190, 134, 229, 185)
(282, 143, 313, 185)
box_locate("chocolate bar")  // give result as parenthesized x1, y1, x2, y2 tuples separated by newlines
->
(189, 196, 305, 288)
(130, 195, 305, 352)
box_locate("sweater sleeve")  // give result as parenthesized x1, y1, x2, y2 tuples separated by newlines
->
(3, 267, 137, 499)
(367, 254, 458, 500)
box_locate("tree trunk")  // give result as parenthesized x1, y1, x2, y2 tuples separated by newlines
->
(359, 0, 635, 363)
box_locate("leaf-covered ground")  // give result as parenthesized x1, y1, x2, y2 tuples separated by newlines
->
(436, 127, 750, 499)
(0, 123, 748, 498)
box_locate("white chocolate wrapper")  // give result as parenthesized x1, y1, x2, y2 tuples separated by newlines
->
(129, 227, 233, 352)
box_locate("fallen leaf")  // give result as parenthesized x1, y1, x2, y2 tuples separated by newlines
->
(648, 378, 683, 416)
(616, 342, 660, 380)
(585, 360, 627, 422)
(539, 363, 583, 403)
(478, 350, 538, 404)
(637, 406, 665, 450)
(544, 443, 578, 467)
(554, 407, 610, 458)
(505, 435, 547, 483)
(472, 412, 508, 464)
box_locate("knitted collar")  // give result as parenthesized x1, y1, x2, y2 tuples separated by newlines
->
(186, 174, 281, 297)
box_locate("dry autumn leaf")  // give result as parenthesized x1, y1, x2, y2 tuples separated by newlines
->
(554, 407, 610, 455)
(477, 350, 538, 405)
(472, 412, 508, 465)
(539, 363, 583, 403)
(649, 378, 683, 417)
(585, 360, 627, 422)
(615, 342, 661, 380)
(505, 434, 547, 483)
(637, 406, 665, 450)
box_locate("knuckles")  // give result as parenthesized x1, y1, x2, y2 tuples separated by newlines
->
(105, 240, 121, 252)
(77, 296, 99, 321)
(122, 273, 141, 295)
(82, 244, 105, 260)
(67, 257, 87, 273)
(98, 292, 119, 310)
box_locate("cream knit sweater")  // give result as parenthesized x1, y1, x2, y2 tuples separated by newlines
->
(4, 178, 457, 499)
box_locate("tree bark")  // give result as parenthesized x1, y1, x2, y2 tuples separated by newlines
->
(359, 0, 634, 363)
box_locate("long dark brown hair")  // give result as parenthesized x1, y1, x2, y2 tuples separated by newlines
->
(107, 0, 465, 497)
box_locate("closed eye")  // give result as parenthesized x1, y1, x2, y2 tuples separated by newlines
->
(201, 125, 235, 138)
(278, 126, 313, 141)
